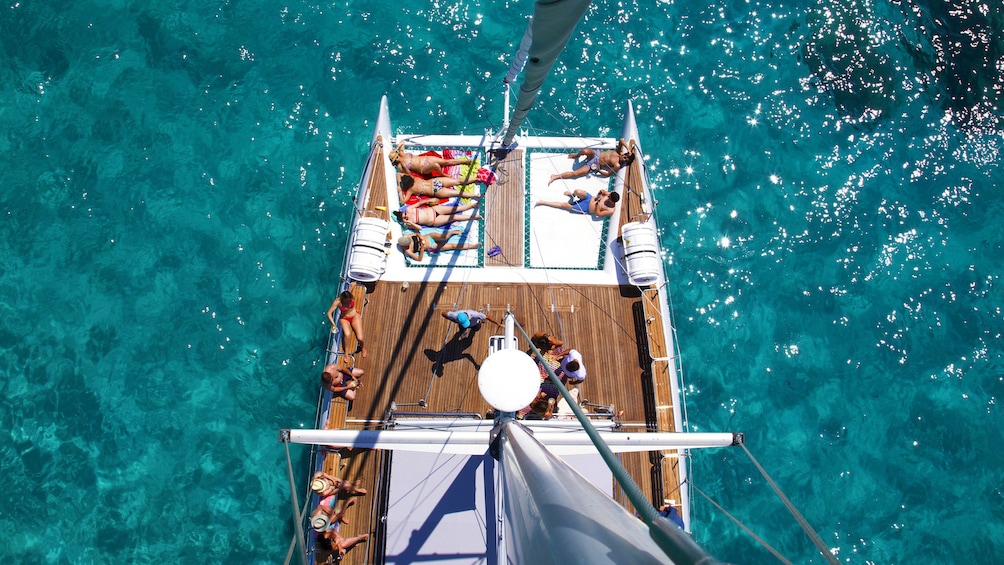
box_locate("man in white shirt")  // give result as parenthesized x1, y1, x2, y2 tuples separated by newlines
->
(559, 349, 586, 384)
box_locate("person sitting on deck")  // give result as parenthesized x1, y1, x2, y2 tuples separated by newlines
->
(558, 349, 587, 385)
(398, 173, 482, 202)
(528, 333, 567, 400)
(310, 497, 355, 532)
(535, 188, 619, 218)
(315, 526, 369, 562)
(311, 471, 368, 499)
(554, 387, 583, 419)
(524, 392, 556, 420)
(327, 289, 366, 358)
(635, 503, 686, 530)
(441, 309, 501, 338)
(547, 137, 636, 185)
(321, 361, 363, 401)
(393, 200, 481, 230)
(659, 504, 686, 530)
(529, 332, 563, 354)
(397, 231, 480, 262)
(389, 142, 473, 176)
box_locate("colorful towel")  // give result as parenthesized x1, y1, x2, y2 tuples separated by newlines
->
(444, 149, 496, 186)
(414, 151, 447, 178)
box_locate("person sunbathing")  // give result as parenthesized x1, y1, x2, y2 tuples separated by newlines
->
(525, 392, 556, 420)
(548, 138, 636, 185)
(397, 231, 480, 261)
(535, 188, 620, 218)
(530, 332, 564, 353)
(310, 497, 355, 532)
(398, 174, 481, 202)
(315, 527, 369, 562)
(389, 142, 472, 176)
(310, 471, 368, 499)
(393, 200, 481, 230)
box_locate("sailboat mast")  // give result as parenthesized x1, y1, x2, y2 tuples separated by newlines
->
(501, 0, 592, 146)
(502, 23, 533, 132)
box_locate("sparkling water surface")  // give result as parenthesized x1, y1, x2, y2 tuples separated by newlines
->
(1, 1, 1001, 563)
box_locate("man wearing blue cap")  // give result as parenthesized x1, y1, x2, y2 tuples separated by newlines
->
(442, 309, 498, 339)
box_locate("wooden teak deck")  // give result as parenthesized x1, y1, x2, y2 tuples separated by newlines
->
(307, 140, 683, 564)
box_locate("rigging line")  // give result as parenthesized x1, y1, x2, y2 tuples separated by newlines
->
(526, 214, 568, 342)
(539, 280, 637, 345)
(526, 170, 608, 343)
(478, 148, 506, 245)
(415, 244, 480, 406)
(283, 494, 313, 565)
(689, 481, 794, 565)
(522, 99, 582, 138)
(283, 441, 309, 565)
(480, 155, 567, 335)
(476, 89, 504, 135)
(659, 279, 693, 431)
(739, 442, 840, 565)
(429, 292, 478, 405)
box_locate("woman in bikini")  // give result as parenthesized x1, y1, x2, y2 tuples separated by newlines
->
(392, 200, 482, 230)
(398, 174, 482, 201)
(311, 471, 368, 499)
(315, 527, 369, 562)
(310, 497, 355, 531)
(327, 289, 366, 358)
(397, 230, 480, 261)
(388, 142, 473, 176)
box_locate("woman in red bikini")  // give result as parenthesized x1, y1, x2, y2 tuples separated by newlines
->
(327, 290, 367, 358)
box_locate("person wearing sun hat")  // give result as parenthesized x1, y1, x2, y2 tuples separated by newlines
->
(310, 498, 355, 531)
(396, 231, 480, 261)
(310, 471, 368, 499)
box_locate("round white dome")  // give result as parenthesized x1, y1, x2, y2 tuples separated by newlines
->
(478, 349, 541, 412)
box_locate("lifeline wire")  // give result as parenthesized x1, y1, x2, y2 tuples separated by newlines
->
(689, 481, 793, 565)
(740, 442, 840, 565)
(283, 494, 311, 565)
(284, 441, 308, 565)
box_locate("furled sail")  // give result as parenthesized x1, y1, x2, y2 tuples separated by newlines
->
(501, 0, 592, 146)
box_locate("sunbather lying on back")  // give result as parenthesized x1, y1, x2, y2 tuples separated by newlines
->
(389, 142, 472, 176)
(398, 173, 481, 202)
(393, 200, 481, 230)
(397, 231, 480, 261)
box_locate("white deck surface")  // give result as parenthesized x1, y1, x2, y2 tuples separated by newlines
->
(528, 152, 611, 269)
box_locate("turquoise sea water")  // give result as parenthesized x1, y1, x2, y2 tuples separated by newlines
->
(1, 1, 1001, 563)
